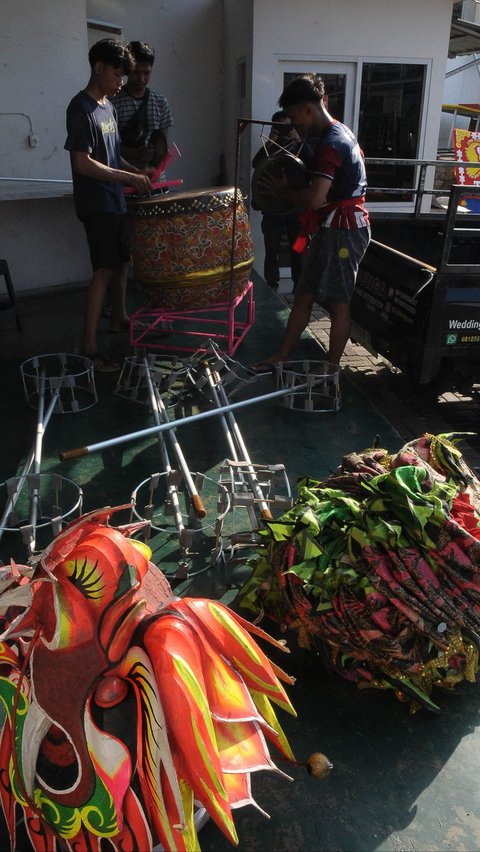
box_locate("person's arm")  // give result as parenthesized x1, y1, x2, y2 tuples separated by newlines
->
(258, 169, 332, 211)
(71, 151, 152, 194)
(120, 156, 156, 179)
(292, 174, 332, 210)
(118, 144, 149, 164)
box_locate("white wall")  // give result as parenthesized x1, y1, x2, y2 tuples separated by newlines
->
(249, 0, 452, 162)
(235, 0, 454, 274)
(0, 0, 223, 190)
(0, 0, 92, 290)
(95, 0, 224, 190)
(0, 0, 224, 293)
(2, 197, 91, 290)
(0, 0, 458, 293)
(222, 0, 254, 189)
(0, 0, 89, 181)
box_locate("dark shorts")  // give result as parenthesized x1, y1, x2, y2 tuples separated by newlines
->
(82, 213, 131, 271)
(296, 225, 371, 305)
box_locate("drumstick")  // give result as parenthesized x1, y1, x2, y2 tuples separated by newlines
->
(124, 143, 182, 194)
(150, 142, 181, 183)
(124, 178, 183, 196)
(59, 383, 309, 461)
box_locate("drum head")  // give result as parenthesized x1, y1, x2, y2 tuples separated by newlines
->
(251, 152, 309, 216)
(127, 186, 242, 214)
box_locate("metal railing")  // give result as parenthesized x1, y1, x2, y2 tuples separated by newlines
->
(364, 157, 479, 217)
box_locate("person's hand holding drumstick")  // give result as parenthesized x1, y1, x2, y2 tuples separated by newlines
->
(257, 165, 292, 201)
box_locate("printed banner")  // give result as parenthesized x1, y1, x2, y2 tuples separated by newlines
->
(453, 129, 480, 211)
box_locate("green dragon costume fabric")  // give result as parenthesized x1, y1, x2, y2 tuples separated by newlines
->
(238, 433, 480, 713)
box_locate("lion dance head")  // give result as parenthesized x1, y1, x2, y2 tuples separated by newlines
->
(0, 506, 298, 851)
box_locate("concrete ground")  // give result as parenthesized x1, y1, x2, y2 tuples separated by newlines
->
(1, 276, 480, 852)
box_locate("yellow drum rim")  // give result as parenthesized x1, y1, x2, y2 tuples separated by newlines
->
(137, 259, 254, 288)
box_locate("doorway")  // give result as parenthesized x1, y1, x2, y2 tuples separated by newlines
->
(279, 60, 357, 126)
(278, 57, 427, 202)
(358, 62, 426, 200)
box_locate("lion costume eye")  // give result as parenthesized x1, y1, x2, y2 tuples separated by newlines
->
(64, 557, 106, 600)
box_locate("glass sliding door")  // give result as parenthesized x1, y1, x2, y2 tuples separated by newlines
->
(277, 58, 427, 206)
(358, 63, 426, 201)
(283, 71, 348, 123)
(280, 61, 357, 127)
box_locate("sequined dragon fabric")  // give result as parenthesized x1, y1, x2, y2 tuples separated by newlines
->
(238, 433, 480, 713)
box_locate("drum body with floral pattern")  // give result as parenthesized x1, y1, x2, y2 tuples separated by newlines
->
(127, 186, 254, 309)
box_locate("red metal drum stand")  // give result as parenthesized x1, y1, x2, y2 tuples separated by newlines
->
(129, 280, 255, 356)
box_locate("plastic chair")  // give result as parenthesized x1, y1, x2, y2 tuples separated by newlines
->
(0, 260, 22, 330)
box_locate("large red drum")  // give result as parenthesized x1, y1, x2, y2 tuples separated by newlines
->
(127, 186, 254, 309)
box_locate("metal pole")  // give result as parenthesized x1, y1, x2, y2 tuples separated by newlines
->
(28, 372, 47, 553)
(0, 177, 72, 184)
(0, 372, 65, 544)
(143, 360, 185, 535)
(228, 119, 243, 306)
(59, 382, 308, 461)
(202, 361, 259, 529)
(204, 361, 273, 521)
(151, 386, 207, 519)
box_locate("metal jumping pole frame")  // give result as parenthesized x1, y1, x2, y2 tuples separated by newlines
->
(0, 356, 89, 562)
(127, 358, 230, 578)
(186, 343, 293, 552)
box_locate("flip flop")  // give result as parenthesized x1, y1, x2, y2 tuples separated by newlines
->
(110, 319, 156, 333)
(130, 319, 171, 335)
(88, 353, 121, 373)
(109, 321, 130, 334)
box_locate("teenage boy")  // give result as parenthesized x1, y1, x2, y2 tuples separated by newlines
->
(65, 39, 152, 371)
(111, 40, 173, 173)
(256, 74, 370, 368)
